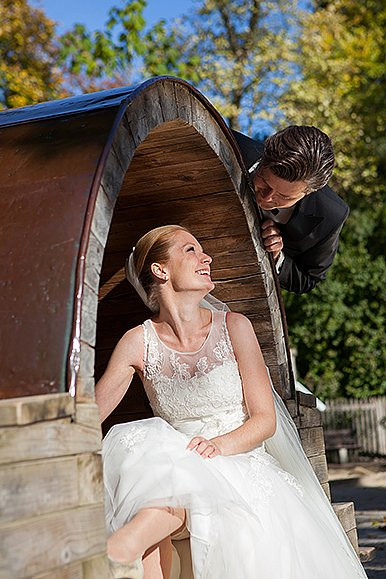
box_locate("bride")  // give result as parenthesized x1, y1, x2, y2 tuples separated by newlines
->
(96, 224, 367, 579)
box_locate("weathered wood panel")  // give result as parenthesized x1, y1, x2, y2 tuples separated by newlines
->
(0, 393, 74, 427)
(0, 504, 106, 578)
(76, 401, 101, 430)
(0, 457, 78, 524)
(298, 426, 326, 458)
(308, 453, 329, 485)
(34, 562, 83, 579)
(0, 419, 101, 464)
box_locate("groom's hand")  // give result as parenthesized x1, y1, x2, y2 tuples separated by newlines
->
(261, 219, 283, 261)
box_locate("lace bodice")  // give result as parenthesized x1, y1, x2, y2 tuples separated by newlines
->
(141, 310, 250, 439)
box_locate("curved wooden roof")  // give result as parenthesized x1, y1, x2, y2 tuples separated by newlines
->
(0, 76, 293, 405)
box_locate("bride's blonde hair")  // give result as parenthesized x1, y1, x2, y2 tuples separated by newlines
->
(130, 225, 190, 310)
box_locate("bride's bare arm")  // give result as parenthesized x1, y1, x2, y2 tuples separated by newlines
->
(95, 325, 144, 423)
(209, 312, 276, 456)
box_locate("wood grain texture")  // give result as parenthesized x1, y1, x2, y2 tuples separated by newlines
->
(0, 456, 78, 524)
(0, 504, 106, 577)
(308, 453, 329, 485)
(76, 341, 96, 402)
(298, 426, 326, 458)
(0, 393, 74, 427)
(34, 562, 83, 579)
(75, 401, 101, 430)
(0, 418, 101, 464)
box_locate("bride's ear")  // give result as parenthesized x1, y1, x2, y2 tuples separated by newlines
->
(151, 262, 169, 282)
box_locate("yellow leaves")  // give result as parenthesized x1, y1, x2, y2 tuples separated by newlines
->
(0, 0, 62, 108)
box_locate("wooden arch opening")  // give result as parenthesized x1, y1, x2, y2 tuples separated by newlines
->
(75, 79, 291, 433)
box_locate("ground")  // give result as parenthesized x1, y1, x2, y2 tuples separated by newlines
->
(328, 457, 386, 579)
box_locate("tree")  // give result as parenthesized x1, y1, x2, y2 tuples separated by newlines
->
(280, 0, 386, 398)
(57, 0, 299, 132)
(169, 0, 299, 131)
(57, 0, 201, 94)
(0, 0, 65, 109)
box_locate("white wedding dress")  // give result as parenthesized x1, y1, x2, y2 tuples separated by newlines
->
(102, 310, 367, 578)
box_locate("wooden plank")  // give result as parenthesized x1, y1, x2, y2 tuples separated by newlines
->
(174, 82, 193, 125)
(190, 96, 242, 191)
(99, 146, 125, 206)
(0, 504, 106, 578)
(308, 453, 329, 485)
(83, 554, 110, 579)
(0, 393, 75, 427)
(116, 178, 235, 209)
(78, 453, 104, 506)
(298, 426, 326, 458)
(99, 233, 258, 287)
(120, 156, 226, 188)
(213, 275, 269, 302)
(84, 230, 104, 293)
(297, 391, 317, 408)
(34, 562, 83, 579)
(0, 418, 101, 465)
(134, 125, 200, 151)
(347, 528, 359, 553)
(321, 481, 331, 500)
(104, 214, 248, 256)
(90, 184, 114, 249)
(75, 402, 101, 430)
(0, 456, 78, 524)
(125, 102, 151, 148)
(80, 283, 98, 348)
(76, 341, 96, 402)
(156, 80, 178, 122)
(111, 114, 137, 176)
(332, 502, 357, 532)
(127, 141, 216, 168)
(140, 85, 166, 131)
(297, 405, 323, 429)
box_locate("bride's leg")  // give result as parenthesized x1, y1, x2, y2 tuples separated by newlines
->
(143, 537, 173, 579)
(107, 506, 185, 565)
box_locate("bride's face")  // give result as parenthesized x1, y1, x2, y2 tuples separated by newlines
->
(163, 230, 215, 293)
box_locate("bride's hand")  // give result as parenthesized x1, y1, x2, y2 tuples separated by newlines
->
(186, 436, 222, 459)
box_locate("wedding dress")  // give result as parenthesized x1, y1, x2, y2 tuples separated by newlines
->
(102, 309, 367, 578)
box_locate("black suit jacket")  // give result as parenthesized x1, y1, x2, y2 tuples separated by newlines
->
(231, 129, 350, 294)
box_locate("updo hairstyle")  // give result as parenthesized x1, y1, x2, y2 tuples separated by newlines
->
(131, 224, 190, 311)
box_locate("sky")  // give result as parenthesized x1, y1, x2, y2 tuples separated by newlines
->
(31, 0, 195, 33)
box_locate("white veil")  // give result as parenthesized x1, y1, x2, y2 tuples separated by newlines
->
(125, 248, 366, 577)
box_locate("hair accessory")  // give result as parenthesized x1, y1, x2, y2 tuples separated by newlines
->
(125, 247, 158, 312)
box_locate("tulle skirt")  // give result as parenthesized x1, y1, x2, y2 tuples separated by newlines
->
(102, 416, 365, 579)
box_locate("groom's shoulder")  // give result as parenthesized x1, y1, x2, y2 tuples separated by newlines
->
(230, 129, 264, 170)
(305, 185, 350, 225)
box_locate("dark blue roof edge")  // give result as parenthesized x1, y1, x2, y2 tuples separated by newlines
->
(0, 77, 205, 128)
(0, 76, 248, 180)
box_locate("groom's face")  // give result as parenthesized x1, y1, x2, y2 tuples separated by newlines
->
(253, 167, 308, 210)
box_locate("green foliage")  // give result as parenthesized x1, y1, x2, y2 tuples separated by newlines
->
(284, 207, 386, 399)
(0, 0, 65, 108)
(56, 0, 299, 130)
(281, 0, 385, 399)
(170, 0, 299, 130)
(57, 0, 200, 92)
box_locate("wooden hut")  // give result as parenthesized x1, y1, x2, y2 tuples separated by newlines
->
(0, 77, 359, 577)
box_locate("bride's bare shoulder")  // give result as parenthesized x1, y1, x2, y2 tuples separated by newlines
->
(225, 311, 259, 348)
(225, 311, 254, 333)
(112, 323, 144, 369)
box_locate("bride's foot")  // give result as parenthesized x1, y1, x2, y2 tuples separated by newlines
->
(108, 555, 144, 579)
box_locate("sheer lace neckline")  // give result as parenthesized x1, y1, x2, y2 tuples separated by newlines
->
(148, 310, 214, 355)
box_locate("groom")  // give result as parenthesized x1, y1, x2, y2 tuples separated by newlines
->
(232, 126, 349, 294)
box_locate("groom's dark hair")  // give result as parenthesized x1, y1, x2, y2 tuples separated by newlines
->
(260, 126, 335, 193)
